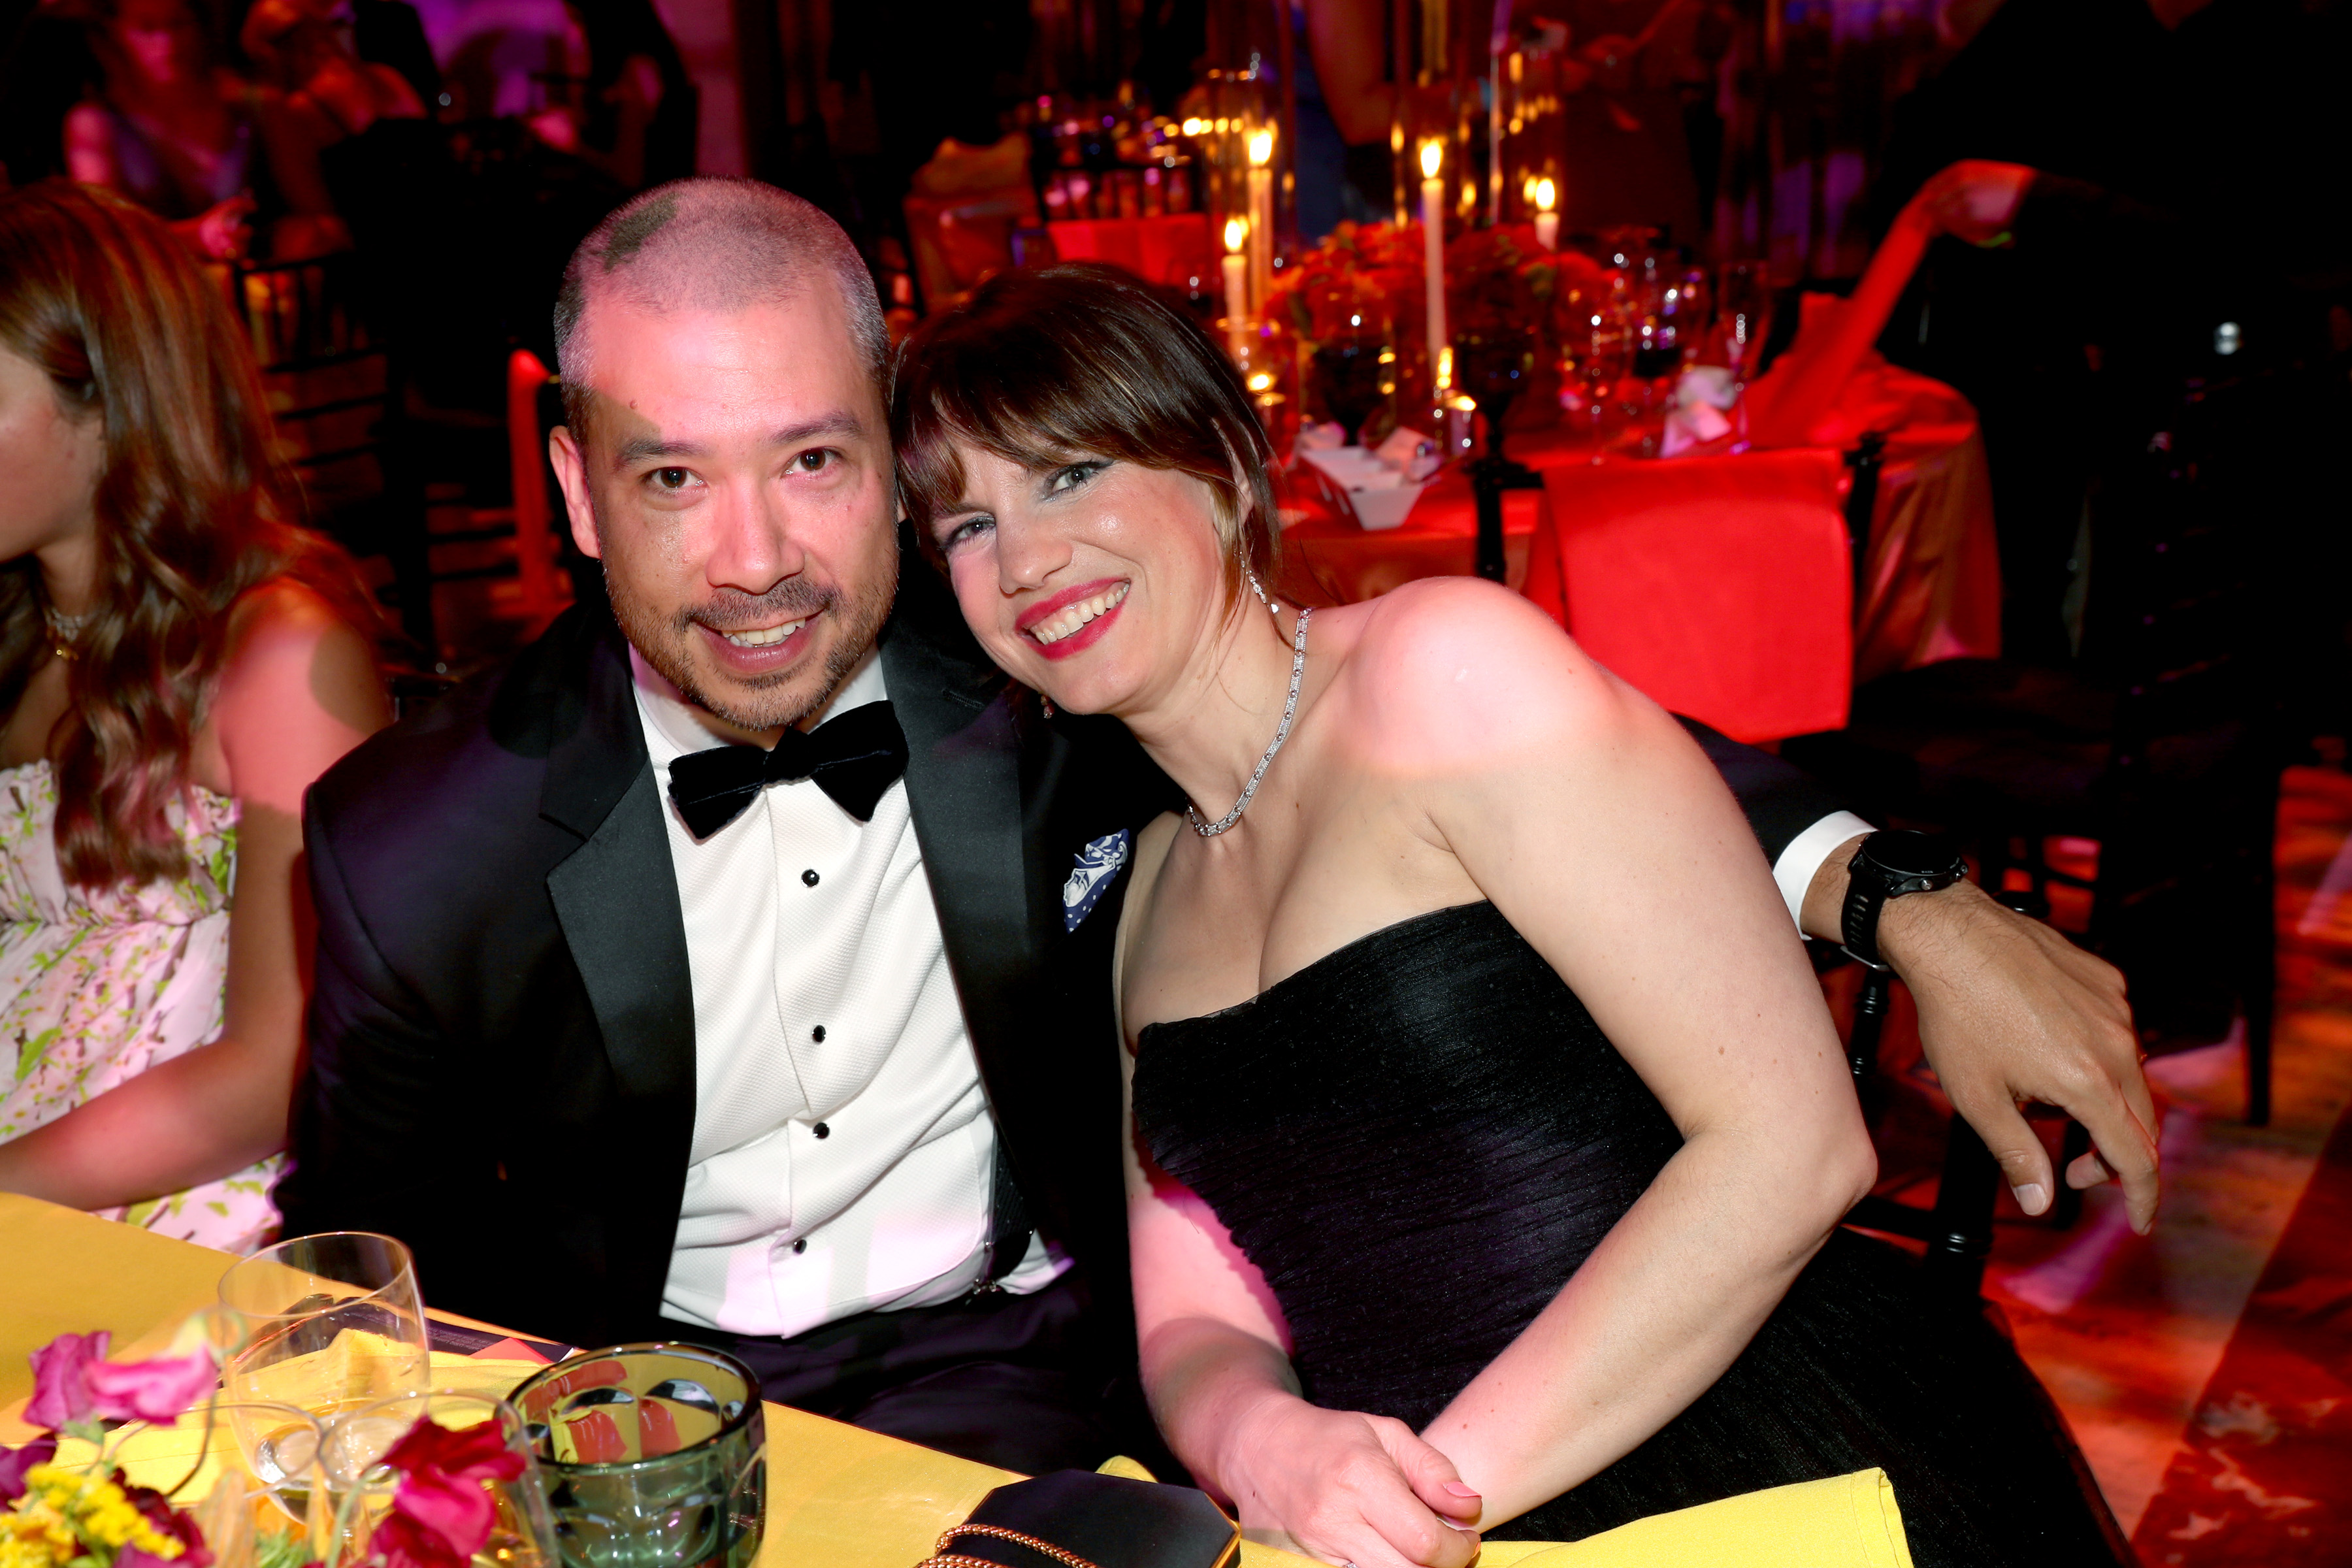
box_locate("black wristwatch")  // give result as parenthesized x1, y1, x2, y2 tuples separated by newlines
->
(1840, 830, 1968, 970)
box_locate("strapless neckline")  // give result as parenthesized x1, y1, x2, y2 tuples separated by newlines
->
(1130, 896, 2125, 1565)
(1139, 899, 1496, 1037)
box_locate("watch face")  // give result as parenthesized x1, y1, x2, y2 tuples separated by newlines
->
(1865, 830, 1965, 879)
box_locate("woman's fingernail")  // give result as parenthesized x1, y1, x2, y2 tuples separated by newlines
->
(2012, 1182, 2048, 1214)
(1443, 1483, 1480, 1498)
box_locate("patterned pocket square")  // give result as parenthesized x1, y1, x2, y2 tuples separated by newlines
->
(1064, 830, 1132, 932)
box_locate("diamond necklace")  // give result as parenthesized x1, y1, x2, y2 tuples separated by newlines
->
(43, 607, 89, 662)
(1186, 604, 1313, 838)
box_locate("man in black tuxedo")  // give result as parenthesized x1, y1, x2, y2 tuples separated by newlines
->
(282, 176, 2157, 1472)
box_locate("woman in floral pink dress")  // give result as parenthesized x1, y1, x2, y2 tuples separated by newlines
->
(0, 183, 387, 1250)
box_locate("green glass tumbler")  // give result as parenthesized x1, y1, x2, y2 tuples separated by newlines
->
(510, 1343, 766, 1568)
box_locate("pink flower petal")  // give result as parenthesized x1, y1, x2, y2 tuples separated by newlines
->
(25, 1331, 109, 1430)
(86, 1350, 218, 1424)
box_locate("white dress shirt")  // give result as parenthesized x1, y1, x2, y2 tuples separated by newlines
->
(1774, 811, 1874, 930)
(633, 649, 1056, 1338)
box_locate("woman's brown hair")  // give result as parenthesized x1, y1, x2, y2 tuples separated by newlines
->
(892, 263, 1279, 608)
(0, 181, 378, 889)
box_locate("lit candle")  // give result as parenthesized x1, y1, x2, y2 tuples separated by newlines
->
(1246, 127, 1276, 314)
(1420, 140, 1448, 399)
(1222, 217, 1250, 362)
(1533, 177, 1559, 251)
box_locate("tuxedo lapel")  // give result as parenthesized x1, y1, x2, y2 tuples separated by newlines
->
(883, 557, 1044, 1019)
(539, 625, 696, 1124)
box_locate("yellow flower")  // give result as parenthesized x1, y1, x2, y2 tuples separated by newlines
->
(14, 1467, 182, 1561)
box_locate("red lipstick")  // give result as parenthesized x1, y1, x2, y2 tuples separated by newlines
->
(1017, 577, 1131, 662)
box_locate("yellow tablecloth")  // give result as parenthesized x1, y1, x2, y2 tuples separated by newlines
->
(0, 1195, 1912, 1568)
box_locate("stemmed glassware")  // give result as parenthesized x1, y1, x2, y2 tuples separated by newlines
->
(316, 1391, 558, 1568)
(1571, 297, 1633, 455)
(1453, 326, 1537, 463)
(218, 1233, 432, 1439)
(1714, 260, 1776, 384)
(1451, 325, 1543, 583)
(1303, 282, 1395, 447)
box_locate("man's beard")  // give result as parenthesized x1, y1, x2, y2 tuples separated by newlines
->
(599, 515, 897, 735)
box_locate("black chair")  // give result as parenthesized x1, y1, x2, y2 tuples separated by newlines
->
(229, 253, 435, 653)
(1794, 367, 2290, 1126)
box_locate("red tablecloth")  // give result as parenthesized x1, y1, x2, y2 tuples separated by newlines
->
(1272, 359, 1999, 743)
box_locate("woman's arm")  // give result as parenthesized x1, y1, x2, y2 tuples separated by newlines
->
(1353, 580, 1874, 1526)
(0, 583, 387, 1208)
(1117, 815, 1480, 1568)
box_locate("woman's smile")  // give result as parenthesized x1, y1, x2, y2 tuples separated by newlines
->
(1019, 578, 1132, 657)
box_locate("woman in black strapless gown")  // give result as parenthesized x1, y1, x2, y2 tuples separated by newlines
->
(892, 266, 2127, 1568)
(1133, 902, 2118, 1563)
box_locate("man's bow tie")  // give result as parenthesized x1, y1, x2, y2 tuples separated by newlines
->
(665, 701, 909, 838)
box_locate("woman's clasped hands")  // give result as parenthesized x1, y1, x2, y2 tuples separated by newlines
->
(1219, 1391, 1483, 1568)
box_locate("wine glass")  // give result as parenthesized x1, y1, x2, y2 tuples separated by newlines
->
(1575, 301, 1632, 453)
(1453, 326, 1537, 462)
(218, 1233, 431, 1438)
(1311, 332, 1396, 447)
(319, 1391, 558, 1568)
(1304, 283, 1395, 447)
(1715, 260, 1775, 383)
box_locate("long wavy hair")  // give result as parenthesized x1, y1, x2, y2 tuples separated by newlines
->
(0, 182, 378, 889)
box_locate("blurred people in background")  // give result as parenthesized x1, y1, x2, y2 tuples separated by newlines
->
(0, 183, 387, 1248)
(61, 0, 265, 257)
(1873, 0, 2349, 659)
(242, 0, 426, 257)
(350, 0, 440, 114)
(528, 0, 694, 191)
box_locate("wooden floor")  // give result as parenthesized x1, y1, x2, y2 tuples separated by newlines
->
(1906, 764, 2352, 1562)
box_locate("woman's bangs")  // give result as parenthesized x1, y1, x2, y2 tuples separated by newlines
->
(902, 353, 1094, 529)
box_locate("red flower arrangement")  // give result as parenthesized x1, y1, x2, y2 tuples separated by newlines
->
(362, 1420, 527, 1568)
(3, 1330, 531, 1568)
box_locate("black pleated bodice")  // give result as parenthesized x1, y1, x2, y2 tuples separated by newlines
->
(1132, 902, 2125, 1567)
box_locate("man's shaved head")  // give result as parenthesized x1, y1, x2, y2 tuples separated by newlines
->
(552, 177, 888, 435)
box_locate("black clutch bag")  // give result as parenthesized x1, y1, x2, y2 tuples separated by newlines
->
(917, 1470, 1241, 1568)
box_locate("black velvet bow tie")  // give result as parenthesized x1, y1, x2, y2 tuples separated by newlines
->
(665, 701, 909, 837)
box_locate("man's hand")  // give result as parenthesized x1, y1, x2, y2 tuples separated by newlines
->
(1805, 836, 2161, 1234)
(1218, 1392, 1482, 1568)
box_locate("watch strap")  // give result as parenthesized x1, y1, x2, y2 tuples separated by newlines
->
(1840, 854, 1895, 970)
(1841, 832, 1967, 969)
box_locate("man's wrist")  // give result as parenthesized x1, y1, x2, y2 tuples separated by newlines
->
(1783, 815, 1876, 936)
(1873, 873, 1993, 974)
(1799, 829, 1980, 958)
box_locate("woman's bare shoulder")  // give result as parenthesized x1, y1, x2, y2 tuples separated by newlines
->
(214, 577, 385, 734)
(1333, 578, 1642, 774)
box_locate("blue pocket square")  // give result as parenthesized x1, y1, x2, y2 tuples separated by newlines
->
(1064, 830, 1132, 932)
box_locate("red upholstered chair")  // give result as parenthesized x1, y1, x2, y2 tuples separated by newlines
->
(1523, 448, 1854, 744)
(1045, 213, 1215, 291)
